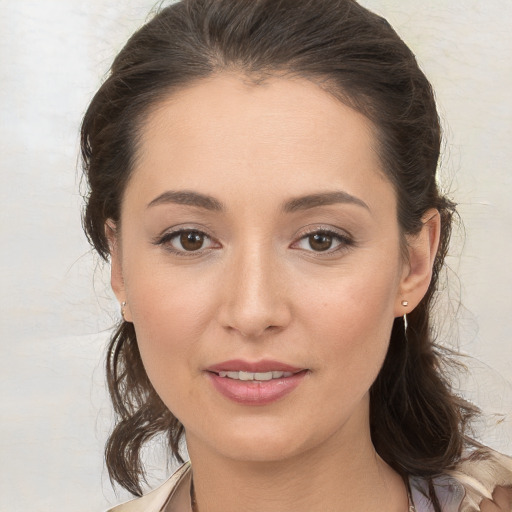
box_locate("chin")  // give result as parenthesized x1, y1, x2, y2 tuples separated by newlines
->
(188, 415, 331, 465)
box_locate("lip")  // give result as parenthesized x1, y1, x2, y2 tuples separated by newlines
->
(205, 359, 308, 406)
(206, 359, 304, 373)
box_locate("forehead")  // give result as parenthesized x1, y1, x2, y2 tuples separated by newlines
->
(128, 73, 393, 212)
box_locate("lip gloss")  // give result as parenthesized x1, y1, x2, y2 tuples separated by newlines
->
(207, 371, 307, 405)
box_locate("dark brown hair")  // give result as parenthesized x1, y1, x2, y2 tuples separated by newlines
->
(81, 0, 477, 501)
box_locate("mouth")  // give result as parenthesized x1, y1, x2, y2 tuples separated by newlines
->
(215, 370, 297, 381)
(206, 359, 305, 374)
(205, 360, 308, 405)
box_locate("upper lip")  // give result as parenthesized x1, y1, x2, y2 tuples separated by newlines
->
(206, 359, 305, 373)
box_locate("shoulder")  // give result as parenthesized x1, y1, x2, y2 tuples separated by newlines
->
(410, 448, 512, 512)
(105, 462, 191, 512)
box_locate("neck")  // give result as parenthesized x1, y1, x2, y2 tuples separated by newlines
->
(186, 410, 408, 512)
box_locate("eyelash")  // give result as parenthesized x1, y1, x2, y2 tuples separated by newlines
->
(153, 228, 219, 257)
(153, 226, 354, 257)
(291, 226, 354, 256)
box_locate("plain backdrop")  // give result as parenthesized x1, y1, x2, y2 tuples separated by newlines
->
(1, 1, 511, 510)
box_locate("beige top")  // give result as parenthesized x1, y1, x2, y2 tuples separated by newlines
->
(107, 449, 512, 512)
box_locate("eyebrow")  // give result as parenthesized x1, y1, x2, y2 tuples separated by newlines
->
(147, 190, 224, 211)
(146, 189, 369, 213)
(283, 191, 370, 213)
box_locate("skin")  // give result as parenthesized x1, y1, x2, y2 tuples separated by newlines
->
(108, 74, 442, 512)
(482, 487, 512, 512)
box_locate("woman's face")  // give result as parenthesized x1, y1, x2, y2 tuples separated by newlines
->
(111, 74, 425, 463)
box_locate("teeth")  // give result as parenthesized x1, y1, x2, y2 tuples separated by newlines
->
(217, 371, 294, 381)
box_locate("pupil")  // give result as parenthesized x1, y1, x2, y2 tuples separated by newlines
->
(180, 231, 204, 251)
(310, 233, 332, 251)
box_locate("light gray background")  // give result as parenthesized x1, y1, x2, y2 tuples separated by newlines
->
(1, 1, 511, 510)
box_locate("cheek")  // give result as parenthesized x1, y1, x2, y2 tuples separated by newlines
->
(297, 258, 399, 328)
(123, 263, 219, 390)
(294, 263, 399, 384)
(124, 245, 219, 330)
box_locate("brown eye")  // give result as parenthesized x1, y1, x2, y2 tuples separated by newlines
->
(308, 232, 333, 251)
(292, 229, 352, 254)
(179, 230, 205, 251)
(155, 228, 219, 255)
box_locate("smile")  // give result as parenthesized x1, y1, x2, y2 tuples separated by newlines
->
(217, 370, 295, 381)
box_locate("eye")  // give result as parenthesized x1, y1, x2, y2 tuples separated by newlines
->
(292, 229, 352, 253)
(155, 229, 218, 254)
(177, 230, 208, 251)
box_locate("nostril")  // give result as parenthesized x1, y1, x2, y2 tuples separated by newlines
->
(226, 323, 282, 338)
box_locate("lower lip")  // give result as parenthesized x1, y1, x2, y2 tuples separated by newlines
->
(207, 371, 308, 405)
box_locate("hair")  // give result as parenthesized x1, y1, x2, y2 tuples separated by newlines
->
(80, 0, 478, 503)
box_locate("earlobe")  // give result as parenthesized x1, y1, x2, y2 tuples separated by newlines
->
(395, 209, 441, 317)
(105, 220, 132, 322)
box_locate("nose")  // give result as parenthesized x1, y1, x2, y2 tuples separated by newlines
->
(218, 243, 292, 339)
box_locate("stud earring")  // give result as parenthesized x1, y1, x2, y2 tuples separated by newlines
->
(401, 300, 409, 307)
(121, 301, 127, 321)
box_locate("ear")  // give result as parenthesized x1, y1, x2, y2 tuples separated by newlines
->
(394, 209, 441, 317)
(105, 220, 132, 322)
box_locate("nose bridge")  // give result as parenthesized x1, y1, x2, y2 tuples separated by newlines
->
(221, 237, 290, 337)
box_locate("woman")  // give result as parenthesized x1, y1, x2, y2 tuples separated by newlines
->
(80, 0, 512, 510)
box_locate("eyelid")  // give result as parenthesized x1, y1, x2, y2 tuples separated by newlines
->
(152, 223, 354, 256)
(152, 225, 222, 256)
(290, 225, 355, 254)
